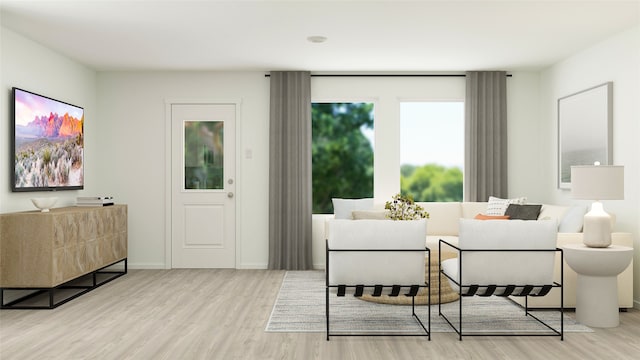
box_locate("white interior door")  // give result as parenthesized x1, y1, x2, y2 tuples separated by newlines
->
(171, 103, 235, 268)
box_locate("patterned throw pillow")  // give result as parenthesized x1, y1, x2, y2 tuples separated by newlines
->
(485, 196, 527, 216)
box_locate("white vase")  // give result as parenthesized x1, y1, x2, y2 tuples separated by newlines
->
(582, 201, 612, 248)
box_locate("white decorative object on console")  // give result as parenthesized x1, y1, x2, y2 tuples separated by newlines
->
(30, 197, 58, 212)
(571, 164, 624, 247)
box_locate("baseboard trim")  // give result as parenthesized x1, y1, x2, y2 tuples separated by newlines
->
(129, 262, 322, 270)
(237, 262, 268, 270)
(634, 299, 640, 310)
(128, 263, 166, 270)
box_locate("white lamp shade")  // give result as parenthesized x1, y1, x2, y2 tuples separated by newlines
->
(571, 165, 624, 200)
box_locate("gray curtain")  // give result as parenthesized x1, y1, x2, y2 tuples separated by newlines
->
(464, 71, 508, 201)
(268, 71, 313, 270)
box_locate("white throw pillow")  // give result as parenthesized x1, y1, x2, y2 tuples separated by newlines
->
(558, 206, 587, 233)
(537, 204, 570, 228)
(332, 198, 374, 219)
(485, 196, 526, 216)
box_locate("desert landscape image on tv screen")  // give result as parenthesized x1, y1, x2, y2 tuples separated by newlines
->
(13, 88, 84, 191)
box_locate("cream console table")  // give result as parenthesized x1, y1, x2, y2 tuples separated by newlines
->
(0, 205, 127, 309)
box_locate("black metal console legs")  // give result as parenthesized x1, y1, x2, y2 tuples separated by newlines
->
(1, 258, 127, 310)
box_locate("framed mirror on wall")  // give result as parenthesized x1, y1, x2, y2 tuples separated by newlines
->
(558, 82, 613, 189)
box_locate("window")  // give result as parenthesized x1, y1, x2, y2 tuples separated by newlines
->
(312, 102, 374, 213)
(400, 101, 464, 202)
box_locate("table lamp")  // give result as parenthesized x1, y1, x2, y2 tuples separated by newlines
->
(571, 164, 624, 247)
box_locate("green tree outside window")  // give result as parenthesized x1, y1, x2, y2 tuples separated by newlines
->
(312, 103, 374, 214)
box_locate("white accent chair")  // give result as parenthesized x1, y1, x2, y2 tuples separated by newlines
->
(439, 219, 563, 340)
(326, 219, 429, 340)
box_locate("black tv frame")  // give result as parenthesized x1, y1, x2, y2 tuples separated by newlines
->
(10, 87, 84, 192)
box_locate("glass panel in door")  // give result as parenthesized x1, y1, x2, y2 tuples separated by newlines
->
(184, 120, 224, 190)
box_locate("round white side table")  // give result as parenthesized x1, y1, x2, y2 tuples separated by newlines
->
(563, 244, 633, 328)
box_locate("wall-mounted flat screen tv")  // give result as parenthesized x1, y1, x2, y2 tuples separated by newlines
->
(11, 87, 84, 192)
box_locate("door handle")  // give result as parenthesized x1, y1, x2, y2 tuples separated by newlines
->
(227, 192, 234, 198)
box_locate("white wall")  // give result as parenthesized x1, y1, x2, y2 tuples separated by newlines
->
(96, 72, 270, 269)
(506, 72, 547, 202)
(539, 25, 640, 306)
(0, 27, 97, 212)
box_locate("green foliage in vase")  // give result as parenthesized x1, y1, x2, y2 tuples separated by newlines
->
(385, 193, 429, 220)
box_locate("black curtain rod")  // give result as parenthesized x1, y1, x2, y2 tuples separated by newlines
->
(264, 74, 512, 78)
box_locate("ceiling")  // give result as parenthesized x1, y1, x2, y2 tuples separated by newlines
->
(1, 0, 638, 72)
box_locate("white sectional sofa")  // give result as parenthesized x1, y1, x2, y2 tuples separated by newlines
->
(312, 201, 634, 309)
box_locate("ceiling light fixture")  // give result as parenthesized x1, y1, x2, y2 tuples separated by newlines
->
(307, 36, 327, 43)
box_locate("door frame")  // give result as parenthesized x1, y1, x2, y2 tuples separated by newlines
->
(164, 98, 242, 269)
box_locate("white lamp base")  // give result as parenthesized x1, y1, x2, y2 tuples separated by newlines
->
(582, 201, 612, 248)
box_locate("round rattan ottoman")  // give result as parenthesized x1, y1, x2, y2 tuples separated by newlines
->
(359, 251, 459, 305)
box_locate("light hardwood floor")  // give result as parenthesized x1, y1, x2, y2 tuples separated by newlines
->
(1, 269, 639, 360)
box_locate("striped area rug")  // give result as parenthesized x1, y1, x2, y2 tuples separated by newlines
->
(265, 271, 592, 334)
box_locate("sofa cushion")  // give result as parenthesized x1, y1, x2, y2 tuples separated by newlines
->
(486, 196, 527, 215)
(458, 218, 556, 249)
(537, 204, 570, 230)
(332, 198, 374, 219)
(538, 204, 587, 233)
(352, 210, 388, 220)
(461, 202, 489, 219)
(416, 202, 461, 236)
(558, 206, 587, 233)
(505, 204, 542, 220)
